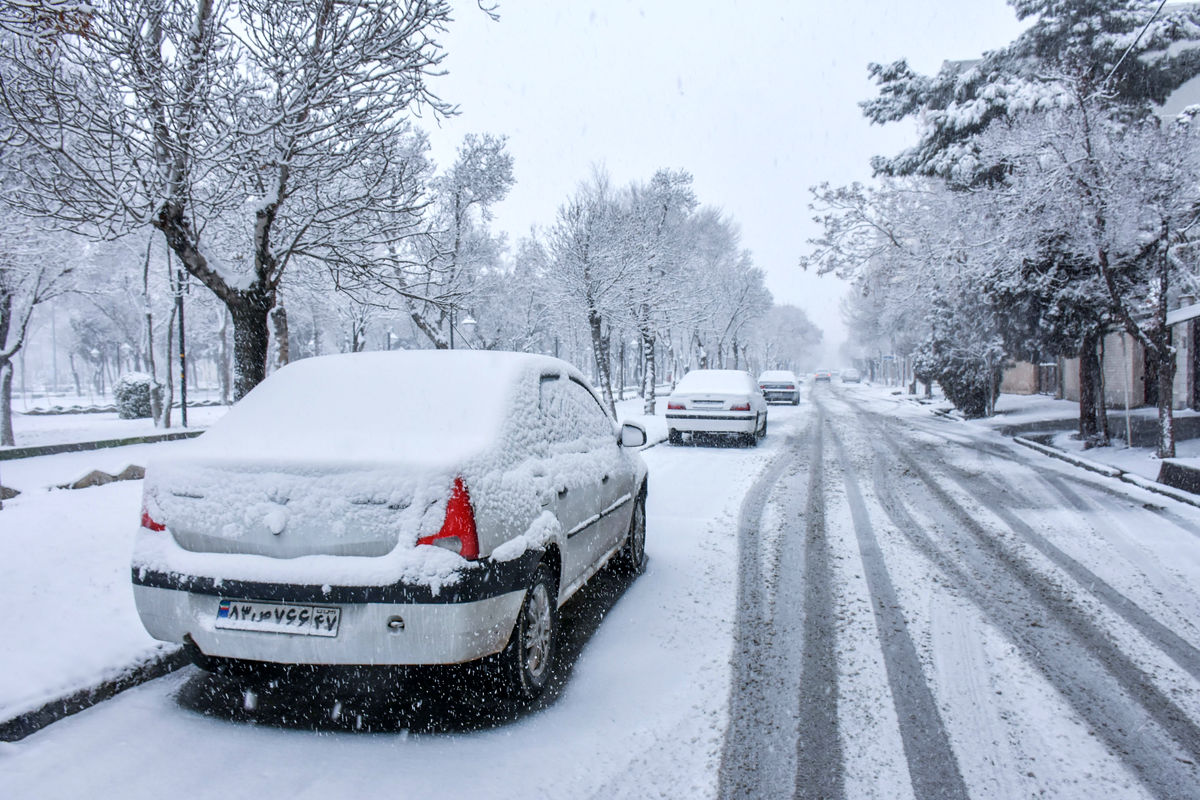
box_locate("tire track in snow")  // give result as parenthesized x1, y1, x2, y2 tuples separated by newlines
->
(824, 419, 970, 800)
(793, 408, 845, 800)
(857, 407, 1200, 800)
(718, 426, 808, 800)
(967, 471, 1200, 683)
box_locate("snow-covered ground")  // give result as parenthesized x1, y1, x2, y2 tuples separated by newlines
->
(5, 382, 1200, 799)
(0, 399, 808, 799)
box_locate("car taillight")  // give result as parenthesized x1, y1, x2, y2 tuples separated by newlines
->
(417, 477, 479, 560)
(759, 385, 767, 390)
(140, 507, 166, 532)
(667, 401, 685, 410)
(785, 385, 794, 390)
(731, 402, 751, 411)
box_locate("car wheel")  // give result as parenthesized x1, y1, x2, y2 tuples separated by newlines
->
(792, 395, 800, 405)
(501, 561, 558, 701)
(616, 491, 647, 575)
(758, 415, 767, 439)
(668, 429, 682, 445)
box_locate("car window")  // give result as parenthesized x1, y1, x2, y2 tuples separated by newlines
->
(539, 375, 613, 445)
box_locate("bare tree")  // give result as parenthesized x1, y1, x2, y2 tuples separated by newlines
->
(1, 0, 454, 399)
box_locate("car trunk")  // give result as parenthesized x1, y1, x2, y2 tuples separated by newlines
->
(147, 458, 452, 560)
(677, 393, 749, 411)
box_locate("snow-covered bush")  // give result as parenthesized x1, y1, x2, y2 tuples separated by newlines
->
(114, 372, 160, 419)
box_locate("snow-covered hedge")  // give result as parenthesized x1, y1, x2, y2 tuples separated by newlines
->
(114, 372, 160, 419)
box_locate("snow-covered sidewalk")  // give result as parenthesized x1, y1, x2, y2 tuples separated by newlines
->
(855, 382, 1200, 485)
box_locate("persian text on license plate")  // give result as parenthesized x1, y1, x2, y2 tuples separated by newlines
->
(215, 599, 341, 637)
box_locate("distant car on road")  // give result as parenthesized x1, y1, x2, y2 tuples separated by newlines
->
(666, 369, 767, 447)
(841, 368, 862, 383)
(757, 370, 801, 404)
(132, 350, 649, 702)
(813, 368, 833, 382)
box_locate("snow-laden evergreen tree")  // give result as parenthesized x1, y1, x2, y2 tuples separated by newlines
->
(863, 0, 1200, 183)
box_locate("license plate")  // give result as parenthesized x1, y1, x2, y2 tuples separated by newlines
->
(694, 400, 724, 406)
(215, 599, 341, 637)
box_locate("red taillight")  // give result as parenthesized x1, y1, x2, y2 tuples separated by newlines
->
(731, 402, 751, 411)
(417, 477, 479, 560)
(667, 401, 685, 410)
(140, 508, 166, 532)
(759, 385, 767, 390)
(785, 385, 794, 390)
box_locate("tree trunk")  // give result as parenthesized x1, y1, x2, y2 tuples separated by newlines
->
(218, 309, 231, 405)
(587, 308, 616, 417)
(271, 303, 290, 370)
(642, 328, 657, 415)
(1078, 329, 1109, 446)
(159, 305, 176, 429)
(230, 296, 272, 401)
(0, 358, 14, 446)
(1156, 347, 1177, 458)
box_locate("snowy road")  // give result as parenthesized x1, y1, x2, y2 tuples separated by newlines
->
(0, 403, 803, 800)
(4, 386, 1200, 799)
(720, 384, 1200, 800)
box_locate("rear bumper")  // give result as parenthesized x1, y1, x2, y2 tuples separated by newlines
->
(665, 412, 757, 434)
(762, 391, 799, 403)
(131, 551, 539, 666)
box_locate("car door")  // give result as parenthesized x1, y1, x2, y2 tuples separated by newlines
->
(537, 375, 607, 596)
(558, 378, 636, 566)
(538, 375, 633, 595)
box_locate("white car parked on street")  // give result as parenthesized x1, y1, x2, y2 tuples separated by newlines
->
(665, 369, 767, 446)
(757, 370, 801, 404)
(132, 350, 649, 701)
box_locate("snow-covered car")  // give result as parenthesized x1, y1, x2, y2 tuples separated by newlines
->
(665, 369, 767, 446)
(813, 368, 833, 382)
(131, 350, 648, 701)
(841, 368, 862, 383)
(757, 370, 801, 405)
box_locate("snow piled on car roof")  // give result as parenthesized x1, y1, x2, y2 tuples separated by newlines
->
(673, 369, 756, 395)
(189, 350, 558, 467)
(758, 370, 797, 382)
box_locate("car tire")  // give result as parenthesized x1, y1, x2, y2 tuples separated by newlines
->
(759, 415, 767, 439)
(668, 429, 682, 445)
(616, 491, 647, 575)
(501, 561, 559, 701)
(792, 396, 800, 405)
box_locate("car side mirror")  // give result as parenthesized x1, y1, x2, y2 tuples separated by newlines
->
(619, 422, 648, 448)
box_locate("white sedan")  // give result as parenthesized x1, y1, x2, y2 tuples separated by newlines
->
(757, 369, 802, 404)
(132, 350, 648, 702)
(665, 369, 767, 447)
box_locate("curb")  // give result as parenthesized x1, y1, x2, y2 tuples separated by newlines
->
(1012, 436, 1200, 510)
(0, 647, 188, 742)
(0, 430, 204, 461)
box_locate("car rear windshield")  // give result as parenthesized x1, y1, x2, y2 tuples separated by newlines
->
(674, 370, 755, 395)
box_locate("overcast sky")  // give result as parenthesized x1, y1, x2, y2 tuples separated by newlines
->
(424, 1, 1028, 358)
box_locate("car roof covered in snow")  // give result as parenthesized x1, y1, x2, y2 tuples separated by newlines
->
(672, 369, 756, 395)
(757, 370, 797, 381)
(187, 350, 579, 467)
